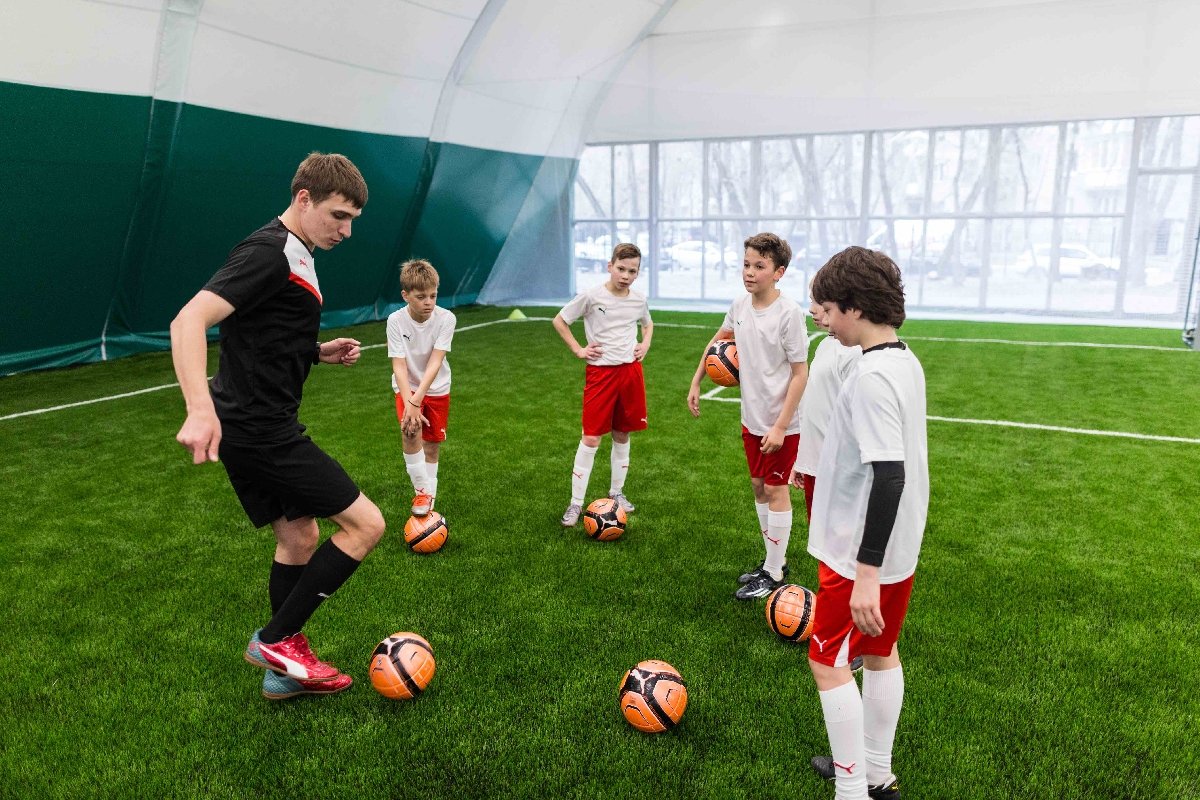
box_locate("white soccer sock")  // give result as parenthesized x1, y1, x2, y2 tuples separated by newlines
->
(609, 440, 630, 494)
(755, 501, 770, 537)
(819, 680, 868, 800)
(426, 460, 440, 500)
(571, 442, 599, 506)
(404, 450, 428, 495)
(862, 665, 905, 786)
(763, 509, 792, 580)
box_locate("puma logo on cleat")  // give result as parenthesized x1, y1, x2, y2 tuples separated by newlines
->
(833, 761, 856, 775)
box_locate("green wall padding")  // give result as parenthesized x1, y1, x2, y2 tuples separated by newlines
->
(2, 80, 576, 375)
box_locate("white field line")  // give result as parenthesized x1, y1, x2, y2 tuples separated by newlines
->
(0, 316, 1191, 424)
(702, 387, 1200, 445)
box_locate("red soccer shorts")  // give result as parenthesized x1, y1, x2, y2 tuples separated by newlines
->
(582, 362, 647, 436)
(741, 427, 800, 486)
(801, 473, 816, 523)
(807, 562, 914, 667)
(394, 393, 451, 442)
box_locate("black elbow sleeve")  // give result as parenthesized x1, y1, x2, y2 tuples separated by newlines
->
(857, 461, 906, 567)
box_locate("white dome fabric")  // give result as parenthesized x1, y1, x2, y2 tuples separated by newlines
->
(591, 0, 1200, 143)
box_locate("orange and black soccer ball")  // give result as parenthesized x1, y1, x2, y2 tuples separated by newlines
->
(765, 583, 817, 642)
(404, 511, 448, 553)
(618, 659, 688, 733)
(704, 339, 739, 387)
(369, 632, 436, 700)
(583, 498, 627, 541)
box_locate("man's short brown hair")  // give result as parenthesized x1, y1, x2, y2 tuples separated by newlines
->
(400, 259, 439, 293)
(811, 246, 906, 328)
(744, 232, 792, 269)
(291, 152, 368, 208)
(611, 242, 642, 263)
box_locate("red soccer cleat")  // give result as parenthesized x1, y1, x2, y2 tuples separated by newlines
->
(262, 670, 353, 700)
(252, 632, 341, 682)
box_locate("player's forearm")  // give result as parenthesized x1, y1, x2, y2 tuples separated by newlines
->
(391, 359, 414, 398)
(771, 364, 808, 430)
(640, 322, 654, 349)
(858, 461, 905, 566)
(413, 351, 446, 398)
(169, 312, 215, 414)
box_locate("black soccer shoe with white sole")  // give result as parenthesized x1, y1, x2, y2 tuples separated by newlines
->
(737, 561, 789, 584)
(811, 756, 901, 799)
(733, 571, 782, 600)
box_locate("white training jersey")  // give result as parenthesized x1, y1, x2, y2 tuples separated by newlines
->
(559, 284, 651, 366)
(720, 293, 808, 436)
(795, 334, 862, 476)
(386, 305, 456, 395)
(808, 344, 929, 583)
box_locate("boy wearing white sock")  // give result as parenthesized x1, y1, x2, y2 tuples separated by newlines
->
(805, 247, 929, 800)
(386, 259, 457, 517)
(687, 233, 809, 601)
(553, 243, 653, 527)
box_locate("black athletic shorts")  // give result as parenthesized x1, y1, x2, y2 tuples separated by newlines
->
(219, 434, 361, 528)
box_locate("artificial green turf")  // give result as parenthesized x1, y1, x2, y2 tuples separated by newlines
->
(1, 307, 1198, 799)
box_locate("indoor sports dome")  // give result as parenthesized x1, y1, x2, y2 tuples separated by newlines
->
(5, 0, 1200, 374)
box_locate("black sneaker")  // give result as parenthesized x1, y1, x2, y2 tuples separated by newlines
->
(733, 571, 782, 600)
(737, 561, 789, 584)
(851, 655, 864, 673)
(810, 756, 901, 799)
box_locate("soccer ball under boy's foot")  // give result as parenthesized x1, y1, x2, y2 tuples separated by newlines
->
(262, 670, 353, 700)
(810, 756, 901, 799)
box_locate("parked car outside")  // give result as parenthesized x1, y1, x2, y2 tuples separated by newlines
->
(665, 240, 741, 272)
(1015, 244, 1119, 280)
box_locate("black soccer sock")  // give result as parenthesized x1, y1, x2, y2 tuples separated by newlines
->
(268, 561, 307, 615)
(259, 539, 361, 644)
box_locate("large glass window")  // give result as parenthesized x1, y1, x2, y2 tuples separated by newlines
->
(573, 116, 1200, 322)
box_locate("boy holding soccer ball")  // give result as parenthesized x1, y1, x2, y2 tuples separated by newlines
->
(687, 232, 809, 601)
(386, 259, 457, 517)
(553, 242, 653, 527)
(805, 247, 928, 800)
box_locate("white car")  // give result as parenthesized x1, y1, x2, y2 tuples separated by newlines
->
(1017, 244, 1119, 280)
(665, 240, 741, 272)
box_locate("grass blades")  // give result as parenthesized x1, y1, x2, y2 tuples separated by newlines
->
(0, 306, 1197, 799)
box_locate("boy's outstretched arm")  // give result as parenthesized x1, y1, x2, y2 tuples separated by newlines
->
(553, 313, 603, 360)
(687, 327, 734, 418)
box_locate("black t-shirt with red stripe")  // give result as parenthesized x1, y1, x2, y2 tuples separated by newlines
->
(203, 218, 323, 444)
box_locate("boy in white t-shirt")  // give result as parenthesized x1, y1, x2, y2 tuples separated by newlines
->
(687, 232, 809, 601)
(553, 243, 654, 526)
(386, 259, 457, 517)
(792, 300, 862, 521)
(805, 246, 928, 800)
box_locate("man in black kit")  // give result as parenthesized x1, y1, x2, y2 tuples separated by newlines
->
(171, 152, 385, 700)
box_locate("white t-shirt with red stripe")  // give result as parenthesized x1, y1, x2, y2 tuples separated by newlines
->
(807, 344, 929, 583)
(721, 292, 809, 436)
(386, 306, 456, 395)
(559, 284, 652, 366)
(795, 334, 862, 476)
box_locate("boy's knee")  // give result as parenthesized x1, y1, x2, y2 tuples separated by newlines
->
(581, 434, 602, 448)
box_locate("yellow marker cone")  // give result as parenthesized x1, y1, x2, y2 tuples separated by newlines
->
(507, 308, 527, 320)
